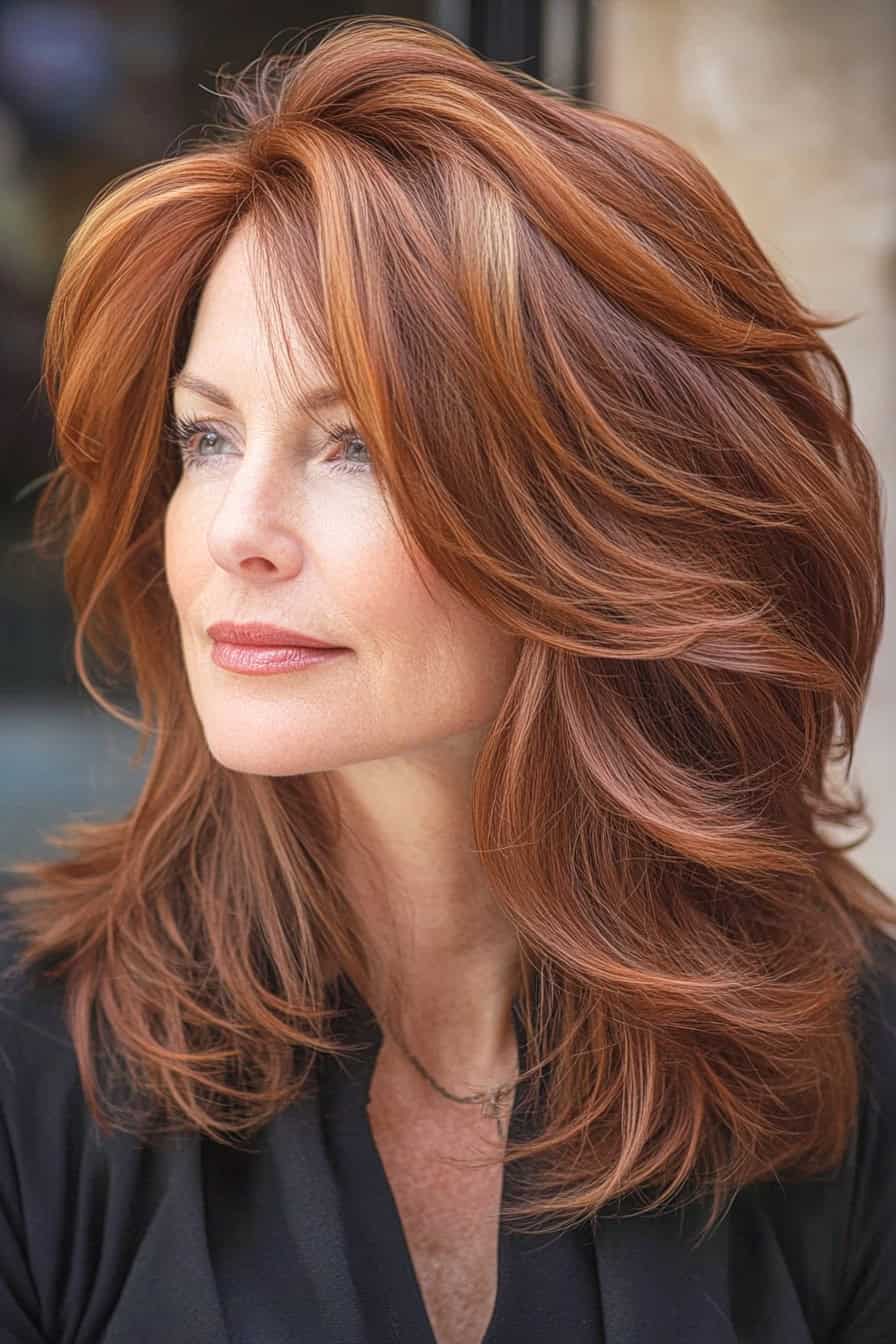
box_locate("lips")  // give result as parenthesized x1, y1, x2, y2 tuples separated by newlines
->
(209, 642, 346, 674)
(206, 622, 344, 649)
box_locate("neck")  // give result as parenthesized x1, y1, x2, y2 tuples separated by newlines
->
(334, 859, 523, 1088)
(315, 759, 524, 1087)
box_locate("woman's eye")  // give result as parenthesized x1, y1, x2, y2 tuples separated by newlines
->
(164, 413, 373, 477)
(166, 414, 232, 471)
(323, 422, 373, 475)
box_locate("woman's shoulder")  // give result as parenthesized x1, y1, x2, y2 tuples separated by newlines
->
(846, 923, 896, 1161)
(0, 915, 206, 1342)
(828, 922, 895, 1186)
(737, 923, 896, 1341)
(0, 919, 81, 1098)
(858, 920, 896, 1065)
(0, 920, 101, 1338)
(0, 912, 139, 1178)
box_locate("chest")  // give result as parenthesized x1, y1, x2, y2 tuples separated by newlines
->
(367, 1065, 512, 1344)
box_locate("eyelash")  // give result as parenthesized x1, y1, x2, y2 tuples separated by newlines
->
(164, 413, 372, 476)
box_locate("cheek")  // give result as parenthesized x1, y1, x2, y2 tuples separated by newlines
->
(345, 531, 442, 639)
(323, 503, 427, 625)
(349, 535, 519, 711)
(163, 491, 209, 615)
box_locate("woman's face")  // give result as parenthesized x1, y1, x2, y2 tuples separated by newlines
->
(163, 223, 521, 779)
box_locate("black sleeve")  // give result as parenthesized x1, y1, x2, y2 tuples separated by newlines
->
(0, 921, 92, 1344)
(0, 1010, 48, 1343)
(829, 927, 896, 1343)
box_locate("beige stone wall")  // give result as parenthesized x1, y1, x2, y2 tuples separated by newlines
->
(593, 0, 895, 891)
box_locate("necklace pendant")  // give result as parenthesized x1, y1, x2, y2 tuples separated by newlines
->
(481, 1090, 512, 1138)
(481, 1094, 500, 1121)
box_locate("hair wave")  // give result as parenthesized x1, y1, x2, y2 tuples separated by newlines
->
(3, 15, 894, 1240)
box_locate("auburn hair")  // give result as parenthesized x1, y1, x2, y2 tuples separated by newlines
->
(3, 15, 894, 1242)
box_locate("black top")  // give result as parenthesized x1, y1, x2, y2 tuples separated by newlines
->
(0, 914, 895, 1344)
(315, 973, 602, 1343)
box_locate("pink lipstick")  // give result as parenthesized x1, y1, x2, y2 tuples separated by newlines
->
(206, 622, 349, 676)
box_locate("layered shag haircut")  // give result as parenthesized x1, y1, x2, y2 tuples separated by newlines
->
(3, 15, 894, 1241)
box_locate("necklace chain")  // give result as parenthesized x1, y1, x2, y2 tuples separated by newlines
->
(393, 1035, 520, 1138)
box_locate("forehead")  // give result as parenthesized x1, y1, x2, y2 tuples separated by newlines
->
(180, 223, 332, 411)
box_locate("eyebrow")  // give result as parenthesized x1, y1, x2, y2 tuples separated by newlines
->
(170, 371, 345, 413)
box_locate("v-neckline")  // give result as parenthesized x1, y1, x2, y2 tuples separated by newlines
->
(318, 974, 532, 1344)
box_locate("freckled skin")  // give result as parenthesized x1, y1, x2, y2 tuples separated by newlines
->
(367, 1036, 517, 1344)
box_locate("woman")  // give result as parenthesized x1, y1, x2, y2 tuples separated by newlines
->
(1, 15, 894, 1344)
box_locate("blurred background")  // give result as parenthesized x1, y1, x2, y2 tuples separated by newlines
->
(1, 1, 893, 891)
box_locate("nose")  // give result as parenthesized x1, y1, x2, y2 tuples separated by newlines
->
(205, 457, 304, 580)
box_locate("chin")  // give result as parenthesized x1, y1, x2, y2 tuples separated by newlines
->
(200, 734, 315, 777)
(197, 713, 348, 778)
